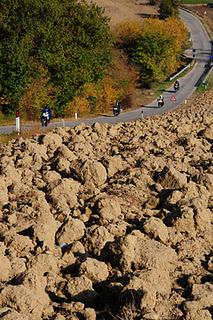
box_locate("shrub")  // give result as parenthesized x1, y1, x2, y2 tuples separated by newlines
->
(119, 18, 188, 87)
(114, 21, 143, 42)
(64, 96, 90, 117)
(159, 0, 180, 19)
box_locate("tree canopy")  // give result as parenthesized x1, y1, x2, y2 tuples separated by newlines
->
(159, 0, 180, 20)
(117, 17, 188, 87)
(127, 32, 175, 87)
(0, 0, 113, 115)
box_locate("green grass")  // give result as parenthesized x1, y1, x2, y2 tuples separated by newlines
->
(0, 113, 15, 126)
(206, 69, 213, 88)
(181, 0, 209, 3)
(196, 82, 209, 93)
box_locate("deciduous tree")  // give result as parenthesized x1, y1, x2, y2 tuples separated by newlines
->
(159, 0, 180, 19)
(0, 0, 113, 116)
(159, 0, 173, 19)
(120, 17, 188, 87)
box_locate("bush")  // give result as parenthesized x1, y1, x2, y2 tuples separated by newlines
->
(118, 18, 188, 87)
(159, 0, 180, 19)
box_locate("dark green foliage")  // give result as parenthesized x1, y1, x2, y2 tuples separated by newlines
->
(88, 96, 97, 113)
(125, 33, 175, 87)
(159, 0, 175, 19)
(0, 0, 113, 115)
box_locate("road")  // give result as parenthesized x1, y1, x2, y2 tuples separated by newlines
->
(0, 9, 212, 134)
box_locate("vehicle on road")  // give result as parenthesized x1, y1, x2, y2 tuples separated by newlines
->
(113, 101, 121, 116)
(40, 111, 49, 127)
(174, 79, 180, 92)
(157, 95, 164, 108)
(40, 105, 51, 127)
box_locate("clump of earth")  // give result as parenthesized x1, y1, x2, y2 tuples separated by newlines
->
(0, 90, 212, 320)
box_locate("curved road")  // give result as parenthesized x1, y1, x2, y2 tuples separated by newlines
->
(0, 9, 212, 134)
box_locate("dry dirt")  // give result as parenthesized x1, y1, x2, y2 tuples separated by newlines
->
(87, 0, 158, 28)
(0, 89, 212, 320)
(0, 2, 213, 320)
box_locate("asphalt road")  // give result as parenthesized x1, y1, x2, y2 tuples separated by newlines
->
(0, 9, 212, 134)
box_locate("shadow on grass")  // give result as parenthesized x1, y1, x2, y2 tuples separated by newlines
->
(136, 13, 159, 19)
(164, 89, 176, 93)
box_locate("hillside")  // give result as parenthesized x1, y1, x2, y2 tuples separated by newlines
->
(0, 89, 212, 320)
(86, 0, 158, 28)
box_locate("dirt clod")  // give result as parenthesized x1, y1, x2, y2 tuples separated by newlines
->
(0, 89, 212, 319)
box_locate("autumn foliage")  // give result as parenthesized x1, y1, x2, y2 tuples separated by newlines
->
(0, 0, 113, 116)
(0, 0, 188, 118)
(141, 17, 188, 50)
(116, 17, 188, 87)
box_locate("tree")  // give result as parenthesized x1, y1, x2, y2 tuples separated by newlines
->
(119, 17, 188, 87)
(0, 0, 113, 116)
(126, 32, 175, 87)
(141, 18, 188, 61)
(159, 0, 180, 19)
(159, 0, 174, 19)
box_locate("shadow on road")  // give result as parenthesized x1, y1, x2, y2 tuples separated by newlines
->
(96, 113, 114, 118)
(193, 48, 211, 53)
(142, 104, 159, 109)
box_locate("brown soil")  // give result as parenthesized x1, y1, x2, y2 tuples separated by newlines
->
(0, 89, 212, 320)
(0, 3, 212, 320)
(87, 0, 158, 28)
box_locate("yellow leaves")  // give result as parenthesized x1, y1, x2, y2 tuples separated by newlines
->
(64, 78, 119, 115)
(83, 83, 97, 97)
(19, 77, 55, 120)
(140, 17, 188, 76)
(115, 17, 188, 84)
(141, 17, 188, 51)
(117, 17, 188, 53)
(114, 20, 143, 40)
(97, 77, 119, 112)
(64, 96, 90, 116)
(164, 17, 188, 49)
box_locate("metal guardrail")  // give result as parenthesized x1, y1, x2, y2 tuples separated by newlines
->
(169, 62, 192, 81)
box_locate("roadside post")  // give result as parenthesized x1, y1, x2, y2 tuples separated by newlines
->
(16, 110, 20, 133)
(141, 110, 144, 119)
(62, 118, 65, 128)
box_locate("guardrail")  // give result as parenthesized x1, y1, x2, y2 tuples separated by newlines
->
(169, 62, 192, 81)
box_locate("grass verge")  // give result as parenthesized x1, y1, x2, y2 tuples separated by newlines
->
(0, 126, 52, 145)
(181, 0, 210, 4)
